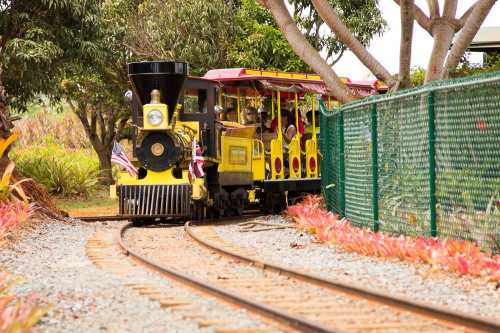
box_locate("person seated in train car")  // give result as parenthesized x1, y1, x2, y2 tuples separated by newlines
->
(225, 108, 238, 122)
(288, 110, 305, 137)
(242, 106, 258, 125)
(304, 109, 318, 139)
(270, 110, 289, 133)
(260, 108, 273, 133)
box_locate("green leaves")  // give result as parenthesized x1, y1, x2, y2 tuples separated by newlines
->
(12, 142, 100, 196)
(290, 0, 386, 63)
(229, 0, 309, 72)
(1, 0, 103, 110)
(128, 0, 236, 76)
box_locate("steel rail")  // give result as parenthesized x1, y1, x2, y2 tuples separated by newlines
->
(76, 210, 263, 223)
(118, 221, 345, 333)
(185, 222, 500, 333)
(76, 215, 137, 222)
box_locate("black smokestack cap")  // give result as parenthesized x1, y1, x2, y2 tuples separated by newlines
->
(128, 61, 189, 119)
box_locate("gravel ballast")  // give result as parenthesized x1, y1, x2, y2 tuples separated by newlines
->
(214, 215, 500, 320)
(0, 220, 280, 332)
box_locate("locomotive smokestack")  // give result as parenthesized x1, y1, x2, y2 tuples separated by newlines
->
(128, 61, 188, 119)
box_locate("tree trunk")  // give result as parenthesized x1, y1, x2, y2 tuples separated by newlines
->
(0, 64, 12, 172)
(444, 0, 497, 77)
(311, 0, 397, 88)
(399, 0, 415, 89)
(425, 21, 455, 82)
(0, 65, 11, 140)
(260, 0, 356, 103)
(96, 145, 114, 186)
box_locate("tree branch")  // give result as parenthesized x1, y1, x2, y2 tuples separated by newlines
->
(457, 2, 478, 27)
(310, 0, 397, 88)
(116, 117, 128, 140)
(259, 0, 357, 103)
(444, 0, 498, 76)
(89, 106, 98, 142)
(393, 0, 432, 32)
(443, 0, 458, 19)
(327, 47, 345, 67)
(427, 0, 440, 19)
(399, 0, 415, 88)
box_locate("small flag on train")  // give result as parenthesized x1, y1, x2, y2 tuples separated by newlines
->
(111, 141, 138, 176)
(188, 139, 204, 183)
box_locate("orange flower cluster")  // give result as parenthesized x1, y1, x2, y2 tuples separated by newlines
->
(286, 196, 500, 282)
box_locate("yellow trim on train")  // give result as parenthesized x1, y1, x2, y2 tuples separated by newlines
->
(243, 68, 349, 83)
(118, 168, 190, 186)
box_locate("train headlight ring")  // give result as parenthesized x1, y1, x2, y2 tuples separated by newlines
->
(147, 109, 163, 126)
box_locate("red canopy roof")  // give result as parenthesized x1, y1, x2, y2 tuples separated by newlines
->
(202, 68, 387, 98)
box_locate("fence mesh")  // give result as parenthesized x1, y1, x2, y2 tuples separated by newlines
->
(343, 105, 373, 228)
(320, 73, 500, 252)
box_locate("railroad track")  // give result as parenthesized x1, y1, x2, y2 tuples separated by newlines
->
(115, 218, 500, 333)
(76, 210, 262, 222)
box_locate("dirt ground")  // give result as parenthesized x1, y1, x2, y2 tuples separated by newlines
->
(65, 205, 117, 218)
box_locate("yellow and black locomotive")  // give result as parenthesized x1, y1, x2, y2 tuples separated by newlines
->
(117, 61, 383, 221)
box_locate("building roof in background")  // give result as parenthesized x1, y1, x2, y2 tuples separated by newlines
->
(467, 27, 500, 52)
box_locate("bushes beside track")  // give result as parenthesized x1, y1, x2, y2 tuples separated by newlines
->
(11, 141, 100, 197)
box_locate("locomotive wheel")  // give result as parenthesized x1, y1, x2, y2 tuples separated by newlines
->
(265, 192, 287, 214)
(192, 202, 207, 220)
(230, 188, 247, 216)
(213, 189, 230, 217)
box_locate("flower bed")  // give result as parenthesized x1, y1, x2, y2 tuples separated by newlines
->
(286, 195, 500, 282)
(0, 202, 32, 242)
(0, 273, 45, 333)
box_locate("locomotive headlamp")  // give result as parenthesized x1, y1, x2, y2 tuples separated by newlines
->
(142, 89, 168, 130)
(147, 109, 163, 126)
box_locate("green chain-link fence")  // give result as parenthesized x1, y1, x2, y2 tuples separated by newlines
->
(320, 72, 500, 252)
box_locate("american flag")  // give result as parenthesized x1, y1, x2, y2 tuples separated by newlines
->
(188, 139, 204, 183)
(111, 141, 138, 176)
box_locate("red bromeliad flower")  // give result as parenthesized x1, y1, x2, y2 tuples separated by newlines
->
(0, 202, 32, 240)
(286, 195, 500, 282)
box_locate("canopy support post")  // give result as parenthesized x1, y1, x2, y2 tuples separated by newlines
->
(237, 88, 241, 123)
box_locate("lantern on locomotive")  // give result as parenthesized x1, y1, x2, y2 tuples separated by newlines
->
(116, 61, 209, 221)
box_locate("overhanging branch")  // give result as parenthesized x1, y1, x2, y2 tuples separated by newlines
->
(311, 0, 397, 88)
(393, 0, 432, 32)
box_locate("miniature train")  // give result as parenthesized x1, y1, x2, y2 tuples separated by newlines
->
(115, 61, 385, 221)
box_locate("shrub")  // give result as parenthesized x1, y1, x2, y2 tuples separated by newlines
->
(11, 142, 100, 197)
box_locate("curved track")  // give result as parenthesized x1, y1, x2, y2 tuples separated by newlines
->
(117, 219, 500, 333)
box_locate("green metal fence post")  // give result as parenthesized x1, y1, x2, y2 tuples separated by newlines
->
(427, 91, 437, 237)
(337, 110, 345, 217)
(370, 103, 379, 232)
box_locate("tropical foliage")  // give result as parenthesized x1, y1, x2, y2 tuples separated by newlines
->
(12, 141, 100, 197)
(0, 0, 102, 138)
(127, 0, 237, 76)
